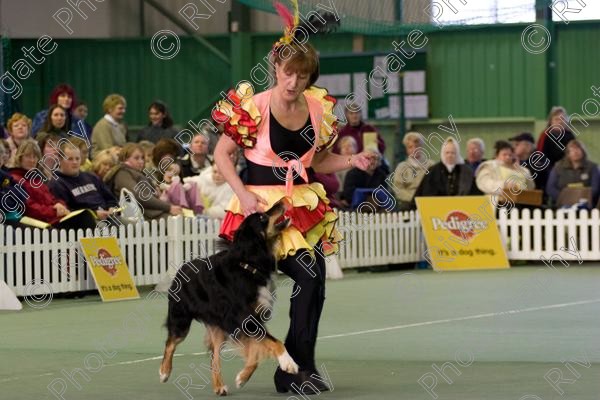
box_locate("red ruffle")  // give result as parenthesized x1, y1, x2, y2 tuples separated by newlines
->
(219, 200, 332, 242)
(211, 88, 258, 149)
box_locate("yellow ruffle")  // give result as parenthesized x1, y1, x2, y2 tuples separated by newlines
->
(304, 86, 339, 151)
(225, 183, 340, 260)
(214, 82, 261, 148)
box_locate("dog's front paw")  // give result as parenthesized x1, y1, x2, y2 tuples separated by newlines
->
(235, 371, 246, 388)
(159, 368, 170, 383)
(277, 351, 299, 374)
(214, 385, 228, 396)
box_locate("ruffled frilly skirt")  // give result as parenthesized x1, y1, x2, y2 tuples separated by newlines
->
(220, 183, 341, 260)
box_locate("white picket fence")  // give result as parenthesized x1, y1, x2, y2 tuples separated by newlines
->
(1, 209, 599, 297)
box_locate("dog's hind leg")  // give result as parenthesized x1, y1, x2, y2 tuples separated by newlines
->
(159, 332, 188, 383)
(159, 314, 192, 383)
(205, 325, 228, 396)
(235, 337, 262, 388)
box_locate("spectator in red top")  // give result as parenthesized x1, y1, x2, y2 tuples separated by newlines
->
(8, 139, 70, 224)
(536, 106, 575, 189)
(334, 104, 386, 155)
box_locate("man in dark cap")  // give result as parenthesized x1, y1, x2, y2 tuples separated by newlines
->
(510, 132, 545, 190)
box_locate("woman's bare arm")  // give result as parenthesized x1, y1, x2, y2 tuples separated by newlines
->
(214, 134, 248, 199)
(213, 134, 267, 215)
(312, 150, 378, 174)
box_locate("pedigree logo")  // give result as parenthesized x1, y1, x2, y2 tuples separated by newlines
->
(90, 249, 121, 277)
(431, 211, 488, 240)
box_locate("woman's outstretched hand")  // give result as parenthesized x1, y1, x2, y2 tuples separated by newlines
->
(352, 151, 380, 171)
(239, 190, 269, 217)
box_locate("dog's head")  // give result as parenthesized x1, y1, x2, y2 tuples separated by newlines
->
(234, 199, 291, 245)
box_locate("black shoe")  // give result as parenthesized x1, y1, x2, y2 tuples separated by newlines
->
(274, 368, 330, 394)
(306, 370, 330, 392)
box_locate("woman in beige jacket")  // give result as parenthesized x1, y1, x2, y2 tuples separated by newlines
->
(475, 140, 534, 195)
(91, 94, 128, 157)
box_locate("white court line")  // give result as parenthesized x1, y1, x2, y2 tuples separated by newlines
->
(4, 298, 599, 383)
(318, 298, 600, 340)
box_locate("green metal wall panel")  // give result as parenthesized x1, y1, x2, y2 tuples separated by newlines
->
(427, 26, 547, 119)
(12, 36, 231, 127)
(556, 23, 600, 114)
(5, 24, 598, 134)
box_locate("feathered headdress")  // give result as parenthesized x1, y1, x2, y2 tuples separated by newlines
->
(272, 0, 340, 52)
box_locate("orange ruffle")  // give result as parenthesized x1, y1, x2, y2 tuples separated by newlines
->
(304, 86, 339, 151)
(211, 82, 260, 149)
(219, 183, 341, 260)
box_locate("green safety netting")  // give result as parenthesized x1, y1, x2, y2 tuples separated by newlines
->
(236, 0, 538, 36)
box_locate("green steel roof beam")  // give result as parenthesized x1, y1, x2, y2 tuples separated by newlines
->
(143, 0, 231, 66)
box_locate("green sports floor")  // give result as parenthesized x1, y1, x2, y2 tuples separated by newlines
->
(2, 265, 599, 400)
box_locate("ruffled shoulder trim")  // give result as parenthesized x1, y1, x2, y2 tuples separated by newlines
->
(211, 82, 261, 149)
(304, 86, 338, 151)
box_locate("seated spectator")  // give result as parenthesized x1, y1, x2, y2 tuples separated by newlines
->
(103, 143, 182, 220)
(137, 101, 178, 143)
(73, 101, 93, 142)
(334, 104, 385, 155)
(475, 140, 534, 195)
(0, 139, 9, 167)
(158, 162, 201, 213)
(49, 142, 119, 221)
(92, 149, 118, 180)
(92, 94, 127, 157)
(7, 140, 96, 229)
(509, 132, 545, 189)
(5, 113, 32, 168)
(340, 150, 388, 209)
(67, 137, 93, 173)
(335, 136, 358, 192)
(192, 164, 234, 219)
(37, 133, 63, 180)
(35, 105, 69, 142)
(108, 146, 122, 160)
(31, 83, 82, 138)
(152, 138, 182, 183)
(546, 139, 599, 207)
(536, 106, 575, 189)
(465, 138, 486, 173)
(392, 132, 435, 211)
(138, 140, 156, 171)
(416, 137, 477, 197)
(0, 140, 27, 226)
(180, 132, 212, 177)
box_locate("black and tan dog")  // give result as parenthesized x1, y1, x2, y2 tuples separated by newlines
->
(159, 200, 298, 395)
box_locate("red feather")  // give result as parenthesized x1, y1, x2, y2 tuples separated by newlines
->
(274, 1, 294, 30)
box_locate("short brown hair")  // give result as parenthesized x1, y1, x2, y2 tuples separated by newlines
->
(118, 143, 143, 162)
(7, 113, 32, 133)
(152, 138, 180, 167)
(15, 139, 42, 167)
(273, 42, 320, 87)
(58, 138, 81, 154)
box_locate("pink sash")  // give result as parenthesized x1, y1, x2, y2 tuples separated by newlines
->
(244, 89, 322, 196)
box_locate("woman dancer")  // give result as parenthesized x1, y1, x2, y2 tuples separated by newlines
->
(212, 3, 376, 394)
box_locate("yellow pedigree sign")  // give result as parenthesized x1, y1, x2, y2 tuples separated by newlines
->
(416, 196, 509, 271)
(80, 237, 140, 301)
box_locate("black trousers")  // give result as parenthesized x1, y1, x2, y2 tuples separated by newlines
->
(277, 246, 326, 372)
